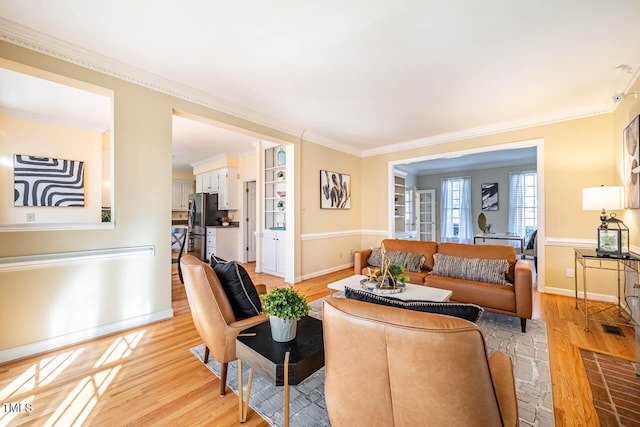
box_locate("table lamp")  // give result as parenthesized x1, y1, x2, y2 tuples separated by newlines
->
(582, 185, 629, 257)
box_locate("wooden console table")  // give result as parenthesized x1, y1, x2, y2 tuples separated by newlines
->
(474, 233, 525, 254)
(573, 248, 639, 331)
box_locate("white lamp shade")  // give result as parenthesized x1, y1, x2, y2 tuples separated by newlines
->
(582, 186, 624, 211)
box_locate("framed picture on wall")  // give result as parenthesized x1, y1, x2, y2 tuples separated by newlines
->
(14, 154, 85, 207)
(481, 182, 498, 211)
(623, 115, 640, 209)
(320, 170, 351, 209)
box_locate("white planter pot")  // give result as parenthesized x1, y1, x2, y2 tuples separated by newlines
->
(269, 316, 297, 342)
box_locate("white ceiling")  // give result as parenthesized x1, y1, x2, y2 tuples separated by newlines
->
(1, 1, 639, 168)
(0, 67, 111, 132)
(397, 146, 537, 176)
(172, 115, 256, 173)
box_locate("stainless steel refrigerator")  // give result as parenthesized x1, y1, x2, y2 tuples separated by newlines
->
(188, 193, 219, 261)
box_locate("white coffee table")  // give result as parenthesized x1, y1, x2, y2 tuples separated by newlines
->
(328, 274, 452, 302)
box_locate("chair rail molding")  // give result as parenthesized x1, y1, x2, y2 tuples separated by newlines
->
(0, 245, 155, 273)
(300, 229, 387, 241)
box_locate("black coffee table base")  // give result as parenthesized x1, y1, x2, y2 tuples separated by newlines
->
(236, 316, 324, 426)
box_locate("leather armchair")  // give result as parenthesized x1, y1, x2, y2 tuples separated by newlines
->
(180, 255, 267, 395)
(323, 298, 518, 427)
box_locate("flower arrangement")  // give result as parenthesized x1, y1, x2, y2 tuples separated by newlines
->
(365, 244, 409, 289)
(261, 286, 310, 320)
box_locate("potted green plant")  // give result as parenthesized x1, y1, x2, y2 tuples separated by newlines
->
(261, 286, 310, 342)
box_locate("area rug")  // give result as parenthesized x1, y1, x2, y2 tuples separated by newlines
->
(579, 348, 640, 427)
(191, 296, 555, 427)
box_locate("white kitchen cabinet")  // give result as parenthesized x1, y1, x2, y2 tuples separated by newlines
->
(195, 168, 238, 209)
(262, 229, 285, 277)
(205, 227, 217, 262)
(196, 170, 219, 194)
(217, 167, 239, 209)
(172, 180, 192, 210)
(206, 226, 240, 262)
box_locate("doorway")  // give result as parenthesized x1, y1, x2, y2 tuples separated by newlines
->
(244, 180, 257, 262)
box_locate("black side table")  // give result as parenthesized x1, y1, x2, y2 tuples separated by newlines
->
(236, 315, 324, 426)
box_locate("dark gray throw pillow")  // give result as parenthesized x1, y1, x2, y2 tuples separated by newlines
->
(344, 287, 483, 323)
(366, 248, 425, 272)
(211, 258, 262, 318)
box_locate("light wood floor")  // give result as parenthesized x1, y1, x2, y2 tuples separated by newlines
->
(0, 261, 635, 426)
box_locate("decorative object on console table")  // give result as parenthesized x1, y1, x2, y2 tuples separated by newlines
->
(623, 115, 640, 208)
(481, 182, 498, 211)
(320, 169, 351, 209)
(261, 286, 310, 342)
(361, 244, 409, 294)
(478, 212, 487, 232)
(582, 185, 629, 257)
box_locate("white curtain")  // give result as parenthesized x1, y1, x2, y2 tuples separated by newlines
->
(509, 172, 526, 237)
(441, 177, 473, 243)
(458, 177, 473, 243)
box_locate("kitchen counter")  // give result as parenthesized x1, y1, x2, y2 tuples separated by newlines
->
(206, 225, 240, 261)
(208, 222, 240, 228)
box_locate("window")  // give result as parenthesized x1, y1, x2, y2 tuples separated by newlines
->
(509, 171, 537, 242)
(440, 177, 473, 243)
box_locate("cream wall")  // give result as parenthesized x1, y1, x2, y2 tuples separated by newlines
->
(0, 41, 298, 358)
(361, 113, 620, 296)
(0, 113, 102, 224)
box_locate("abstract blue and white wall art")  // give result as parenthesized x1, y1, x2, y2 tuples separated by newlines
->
(14, 155, 85, 207)
(320, 169, 351, 209)
(481, 182, 498, 211)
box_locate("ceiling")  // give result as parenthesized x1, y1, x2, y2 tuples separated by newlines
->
(397, 146, 537, 176)
(1, 1, 639, 168)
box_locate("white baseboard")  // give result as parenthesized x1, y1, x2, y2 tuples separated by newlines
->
(301, 263, 354, 281)
(544, 286, 618, 304)
(0, 308, 173, 364)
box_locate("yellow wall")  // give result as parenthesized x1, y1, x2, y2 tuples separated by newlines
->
(299, 140, 363, 277)
(1, 36, 638, 356)
(0, 113, 102, 224)
(614, 75, 640, 233)
(361, 113, 621, 295)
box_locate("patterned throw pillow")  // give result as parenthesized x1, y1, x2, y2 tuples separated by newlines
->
(345, 287, 483, 323)
(386, 251, 425, 272)
(367, 247, 383, 268)
(432, 253, 510, 286)
(366, 248, 425, 272)
(211, 257, 263, 318)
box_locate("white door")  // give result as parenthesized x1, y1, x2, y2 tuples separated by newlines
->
(245, 181, 257, 262)
(417, 190, 436, 242)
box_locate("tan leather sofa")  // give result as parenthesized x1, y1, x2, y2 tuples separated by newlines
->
(323, 298, 519, 427)
(354, 239, 533, 332)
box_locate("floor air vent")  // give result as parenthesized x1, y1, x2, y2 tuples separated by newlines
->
(602, 324, 625, 336)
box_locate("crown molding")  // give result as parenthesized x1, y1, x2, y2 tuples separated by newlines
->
(0, 18, 629, 161)
(361, 104, 612, 158)
(0, 18, 356, 154)
(302, 130, 361, 157)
